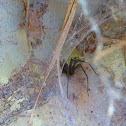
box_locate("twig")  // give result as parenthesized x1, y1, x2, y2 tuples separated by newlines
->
(101, 37, 126, 66)
(25, 0, 31, 56)
(29, 0, 78, 125)
(101, 37, 126, 45)
(94, 41, 126, 63)
(57, 57, 64, 97)
(56, 0, 78, 98)
(124, 45, 126, 66)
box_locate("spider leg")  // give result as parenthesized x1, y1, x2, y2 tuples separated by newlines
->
(73, 58, 99, 75)
(79, 65, 89, 96)
(67, 59, 77, 98)
(83, 61, 99, 76)
(67, 75, 69, 98)
(70, 58, 79, 69)
(66, 63, 70, 98)
(67, 59, 80, 98)
(69, 58, 79, 75)
(74, 64, 89, 96)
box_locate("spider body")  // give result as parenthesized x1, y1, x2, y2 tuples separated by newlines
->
(62, 58, 98, 98)
(62, 59, 77, 75)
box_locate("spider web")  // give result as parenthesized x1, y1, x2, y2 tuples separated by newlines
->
(0, 0, 126, 125)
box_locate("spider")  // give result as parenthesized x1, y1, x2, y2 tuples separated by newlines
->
(62, 57, 98, 98)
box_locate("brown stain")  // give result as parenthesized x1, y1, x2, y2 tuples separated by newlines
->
(102, 24, 112, 31)
(20, 1, 48, 53)
(90, 46, 97, 54)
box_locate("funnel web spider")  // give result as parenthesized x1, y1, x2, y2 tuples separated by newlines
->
(62, 57, 98, 98)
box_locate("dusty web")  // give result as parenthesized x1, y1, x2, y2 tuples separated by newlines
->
(1, 0, 126, 125)
(61, 0, 126, 125)
(59, 0, 126, 125)
(0, 58, 58, 125)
